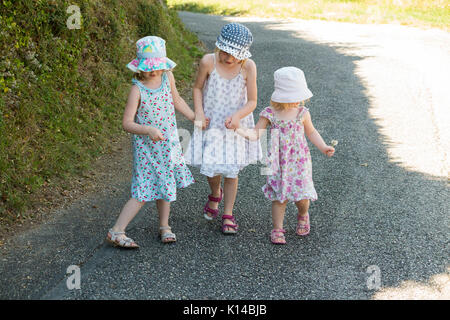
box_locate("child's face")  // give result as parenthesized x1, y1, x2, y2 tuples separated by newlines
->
(218, 50, 239, 66)
(142, 70, 164, 79)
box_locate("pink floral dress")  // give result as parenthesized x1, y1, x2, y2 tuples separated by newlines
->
(260, 106, 317, 202)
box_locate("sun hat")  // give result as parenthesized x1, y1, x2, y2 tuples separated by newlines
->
(215, 23, 253, 60)
(126, 36, 176, 73)
(271, 67, 313, 103)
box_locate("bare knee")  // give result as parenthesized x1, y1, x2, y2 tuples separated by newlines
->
(131, 198, 146, 208)
(295, 199, 310, 210)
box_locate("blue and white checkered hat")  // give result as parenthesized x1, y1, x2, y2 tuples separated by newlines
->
(215, 23, 253, 60)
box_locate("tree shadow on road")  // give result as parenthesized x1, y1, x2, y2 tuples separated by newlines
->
(170, 13, 449, 300)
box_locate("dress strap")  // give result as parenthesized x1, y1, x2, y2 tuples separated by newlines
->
(131, 73, 167, 91)
(297, 107, 309, 120)
(239, 60, 244, 73)
(131, 77, 140, 87)
(259, 106, 274, 122)
(132, 78, 148, 91)
(161, 71, 168, 87)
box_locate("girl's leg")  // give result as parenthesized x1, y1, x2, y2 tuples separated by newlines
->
(272, 200, 288, 230)
(223, 177, 238, 214)
(157, 199, 171, 228)
(295, 199, 310, 235)
(205, 175, 222, 217)
(156, 199, 175, 242)
(223, 177, 239, 232)
(108, 198, 145, 247)
(111, 198, 145, 233)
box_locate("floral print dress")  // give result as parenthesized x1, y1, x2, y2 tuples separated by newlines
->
(186, 54, 261, 178)
(131, 73, 194, 202)
(260, 106, 317, 202)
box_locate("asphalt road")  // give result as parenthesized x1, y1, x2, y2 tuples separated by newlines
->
(0, 12, 448, 301)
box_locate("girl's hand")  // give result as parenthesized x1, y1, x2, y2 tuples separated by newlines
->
(322, 145, 335, 157)
(194, 114, 210, 130)
(225, 115, 240, 130)
(147, 126, 166, 142)
(204, 117, 210, 129)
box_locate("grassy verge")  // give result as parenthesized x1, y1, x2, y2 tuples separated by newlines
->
(167, 0, 449, 30)
(0, 0, 204, 228)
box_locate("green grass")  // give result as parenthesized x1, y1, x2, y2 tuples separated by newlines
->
(167, 0, 450, 30)
(0, 0, 204, 226)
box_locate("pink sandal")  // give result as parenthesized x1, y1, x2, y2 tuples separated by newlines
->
(271, 229, 286, 244)
(203, 188, 223, 220)
(296, 212, 310, 236)
(222, 215, 238, 234)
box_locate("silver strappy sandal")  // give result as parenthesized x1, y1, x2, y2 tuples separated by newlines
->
(159, 226, 176, 243)
(106, 229, 140, 249)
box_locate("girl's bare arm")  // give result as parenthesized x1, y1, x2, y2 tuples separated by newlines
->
(235, 116, 270, 141)
(193, 54, 213, 128)
(167, 71, 195, 122)
(122, 85, 165, 141)
(303, 111, 334, 157)
(226, 59, 257, 129)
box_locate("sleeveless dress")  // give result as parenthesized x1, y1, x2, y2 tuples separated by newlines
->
(131, 73, 194, 202)
(186, 54, 261, 178)
(260, 106, 317, 202)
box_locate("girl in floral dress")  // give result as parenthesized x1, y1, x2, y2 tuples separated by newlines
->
(236, 67, 335, 244)
(187, 23, 261, 234)
(106, 36, 195, 248)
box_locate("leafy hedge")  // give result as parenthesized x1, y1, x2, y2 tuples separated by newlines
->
(0, 0, 203, 225)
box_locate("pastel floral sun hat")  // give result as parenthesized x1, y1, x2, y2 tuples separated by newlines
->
(127, 36, 176, 73)
(215, 23, 253, 60)
(271, 67, 313, 103)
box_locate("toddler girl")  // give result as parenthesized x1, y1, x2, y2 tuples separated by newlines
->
(106, 36, 196, 248)
(236, 67, 335, 244)
(187, 23, 260, 234)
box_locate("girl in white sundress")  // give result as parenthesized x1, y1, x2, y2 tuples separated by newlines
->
(187, 23, 260, 234)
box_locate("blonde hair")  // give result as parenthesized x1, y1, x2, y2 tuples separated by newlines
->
(214, 48, 247, 66)
(270, 100, 307, 111)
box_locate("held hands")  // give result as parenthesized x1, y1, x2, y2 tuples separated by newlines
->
(194, 114, 210, 130)
(225, 115, 240, 130)
(147, 126, 166, 142)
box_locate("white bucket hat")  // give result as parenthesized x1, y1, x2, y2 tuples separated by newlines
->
(271, 67, 313, 103)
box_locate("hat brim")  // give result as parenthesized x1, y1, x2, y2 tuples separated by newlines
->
(271, 89, 313, 103)
(215, 41, 251, 60)
(127, 57, 176, 73)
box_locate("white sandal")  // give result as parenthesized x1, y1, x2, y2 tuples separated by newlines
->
(159, 226, 176, 243)
(106, 229, 140, 249)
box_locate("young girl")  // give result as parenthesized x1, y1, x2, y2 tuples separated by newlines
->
(106, 36, 196, 248)
(236, 67, 335, 244)
(188, 23, 260, 234)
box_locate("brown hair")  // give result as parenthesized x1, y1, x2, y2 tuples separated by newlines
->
(133, 70, 165, 81)
(133, 72, 146, 81)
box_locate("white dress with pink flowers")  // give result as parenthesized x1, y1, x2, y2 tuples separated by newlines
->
(260, 106, 317, 202)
